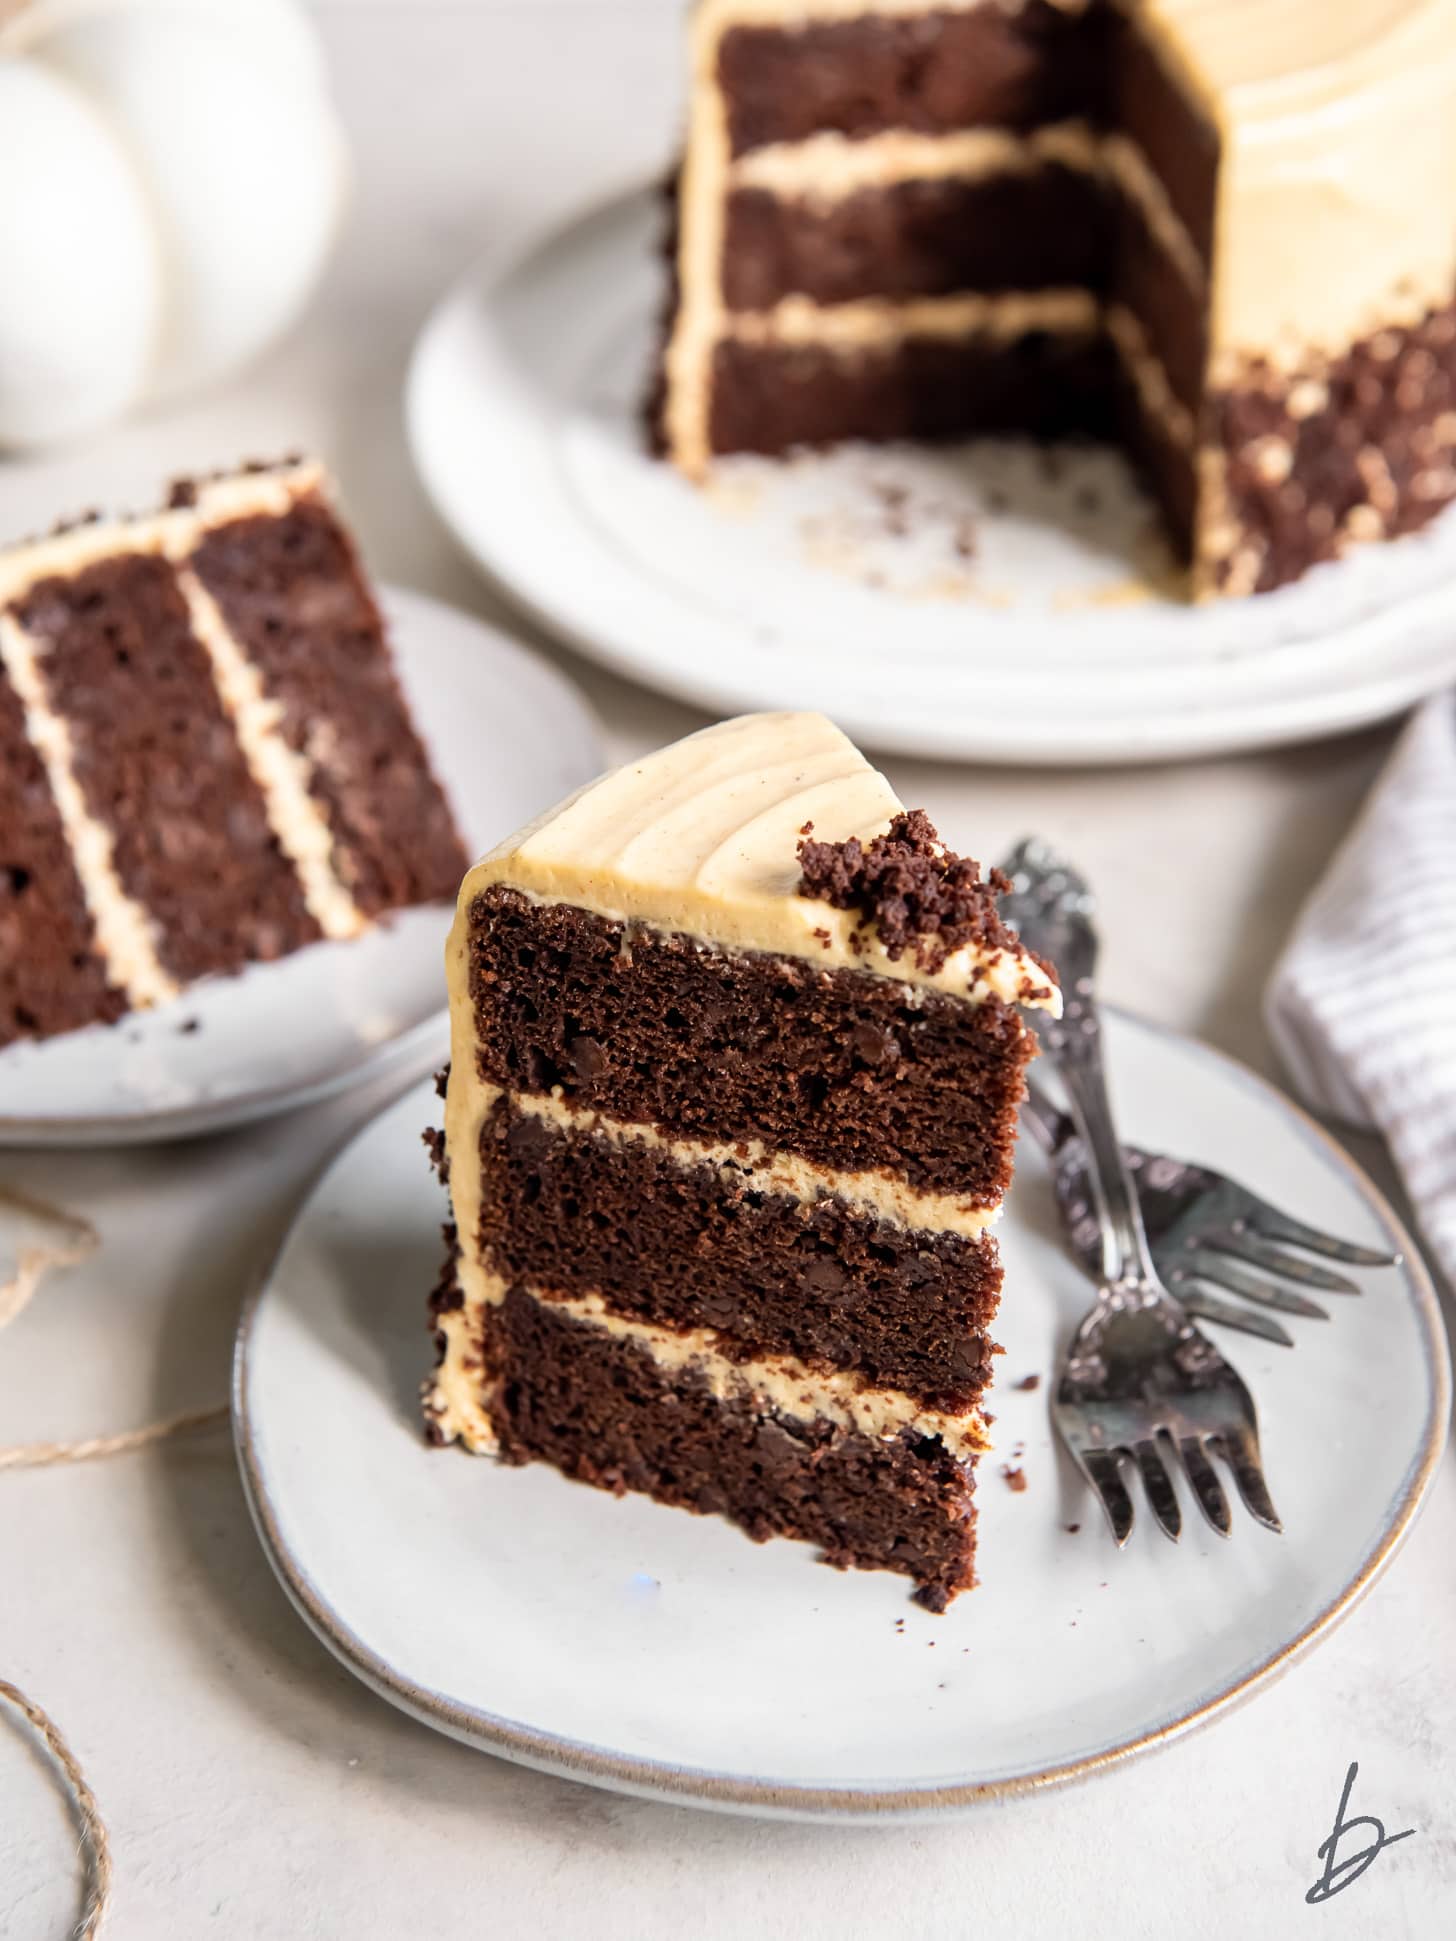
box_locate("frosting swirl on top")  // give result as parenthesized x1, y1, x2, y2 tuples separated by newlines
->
(452, 711, 1060, 1012)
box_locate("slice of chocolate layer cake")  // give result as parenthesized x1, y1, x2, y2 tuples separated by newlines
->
(0, 460, 468, 1047)
(428, 711, 1059, 1609)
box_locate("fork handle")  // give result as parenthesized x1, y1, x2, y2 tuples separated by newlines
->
(1038, 982, 1158, 1289)
(1020, 1071, 1073, 1155)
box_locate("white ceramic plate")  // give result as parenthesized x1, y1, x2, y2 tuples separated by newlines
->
(407, 183, 1456, 765)
(0, 588, 601, 1147)
(235, 1014, 1447, 1819)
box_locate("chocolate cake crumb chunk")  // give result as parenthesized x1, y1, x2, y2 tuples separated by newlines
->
(797, 809, 1021, 973)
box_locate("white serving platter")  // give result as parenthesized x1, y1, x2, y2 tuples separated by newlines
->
(406, 182, 1456, 766)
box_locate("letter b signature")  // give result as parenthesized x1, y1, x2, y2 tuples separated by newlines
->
(1307, 1760, 1415, 1905)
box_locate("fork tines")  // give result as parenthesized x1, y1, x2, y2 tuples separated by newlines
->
(1058, 1417, 1282, 1547)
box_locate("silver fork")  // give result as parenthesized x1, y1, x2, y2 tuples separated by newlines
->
(1022, 1074, 1398, 1349)
(999, 835, 1398, 1350)
(998, 842, 1282, 1544)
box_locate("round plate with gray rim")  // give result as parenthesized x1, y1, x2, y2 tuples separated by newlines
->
(233, 1012, 1447, 1819)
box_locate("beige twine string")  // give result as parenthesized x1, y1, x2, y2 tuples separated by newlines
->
(0, 1402, 230, 1472)
(0, 1183, 100, 1332)
(0, 1678, 113, 1940)
(0, 1183, 229, 1467)
(2, 1184, 230, 1934)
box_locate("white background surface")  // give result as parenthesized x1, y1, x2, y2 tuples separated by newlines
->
(2, 2, 1453, 1935)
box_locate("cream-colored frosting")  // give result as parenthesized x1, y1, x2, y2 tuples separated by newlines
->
(1143, 0, 1456, 371)
(663, 8, 730, 472)
(426, 1275, 991, 1462)
(449, 712, 1059, 1010)
(426, 1307, 500, 1453)
(728, 288, 1099, 351)
(488, 1082, 1002, 1235)
(442, 1054, 504, 1368)
(0, 459, 372, 998)
(0, 461, 325, 608)
(0, 613, 177, 1010)
(730, 122, 1104, 197)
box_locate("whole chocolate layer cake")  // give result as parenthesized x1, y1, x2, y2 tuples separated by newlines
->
(0, 461, 468, 1047)
(427, 711, 1059, 1609)
(652, 0, 1456, 597)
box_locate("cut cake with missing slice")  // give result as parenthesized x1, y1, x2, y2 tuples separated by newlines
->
(652, 0, 1456, 598)
(427, 711, 1059, 1609)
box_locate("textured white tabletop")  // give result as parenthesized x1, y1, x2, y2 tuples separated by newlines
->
(2, 4, 1453, 1935)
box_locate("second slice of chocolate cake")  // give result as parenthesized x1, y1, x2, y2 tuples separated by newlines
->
(427, 712, 1058, 1608)
(0, 459, 468, 1047)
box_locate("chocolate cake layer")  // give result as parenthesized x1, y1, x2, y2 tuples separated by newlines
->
(189, 499, 468, 915)
(1115, 365, 1199, 563)
(1210, 296, 1456, 593)
(467, 890, 1034, 1201)
(1107, 10, 1219, 270)
(483, 1282, 978, 1611)
(11, 553, 321, 982)
(479, 1096, 1002, 1410)
(708, 327, 1120, 455)
(1112, 191, 1207, 415)
(722, 165, 1112, 310)
(1110, 364, 1203, 562)
(0, 671, 123, 1045)
(718, 4, 1106, 156)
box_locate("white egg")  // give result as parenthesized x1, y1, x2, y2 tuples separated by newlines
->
(22, 2, 349, 402)
(1, 0, 334, 101)
(0, 57, 161, 449)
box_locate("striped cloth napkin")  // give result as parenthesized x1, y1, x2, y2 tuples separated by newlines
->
(1266, 693, 1456, 1288)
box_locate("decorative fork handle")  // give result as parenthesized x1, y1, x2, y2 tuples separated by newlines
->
(1039, 984, 1159, 1290)
(1000, 839, 1158, 1291)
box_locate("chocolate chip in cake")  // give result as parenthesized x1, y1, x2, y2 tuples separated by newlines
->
(568, 1033, 608, 1081)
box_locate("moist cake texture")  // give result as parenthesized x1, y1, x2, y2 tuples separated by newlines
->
(653, 0, 1456, 597)
(0, 460, 468, 1047)
(428, 711, 1059, 1608)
